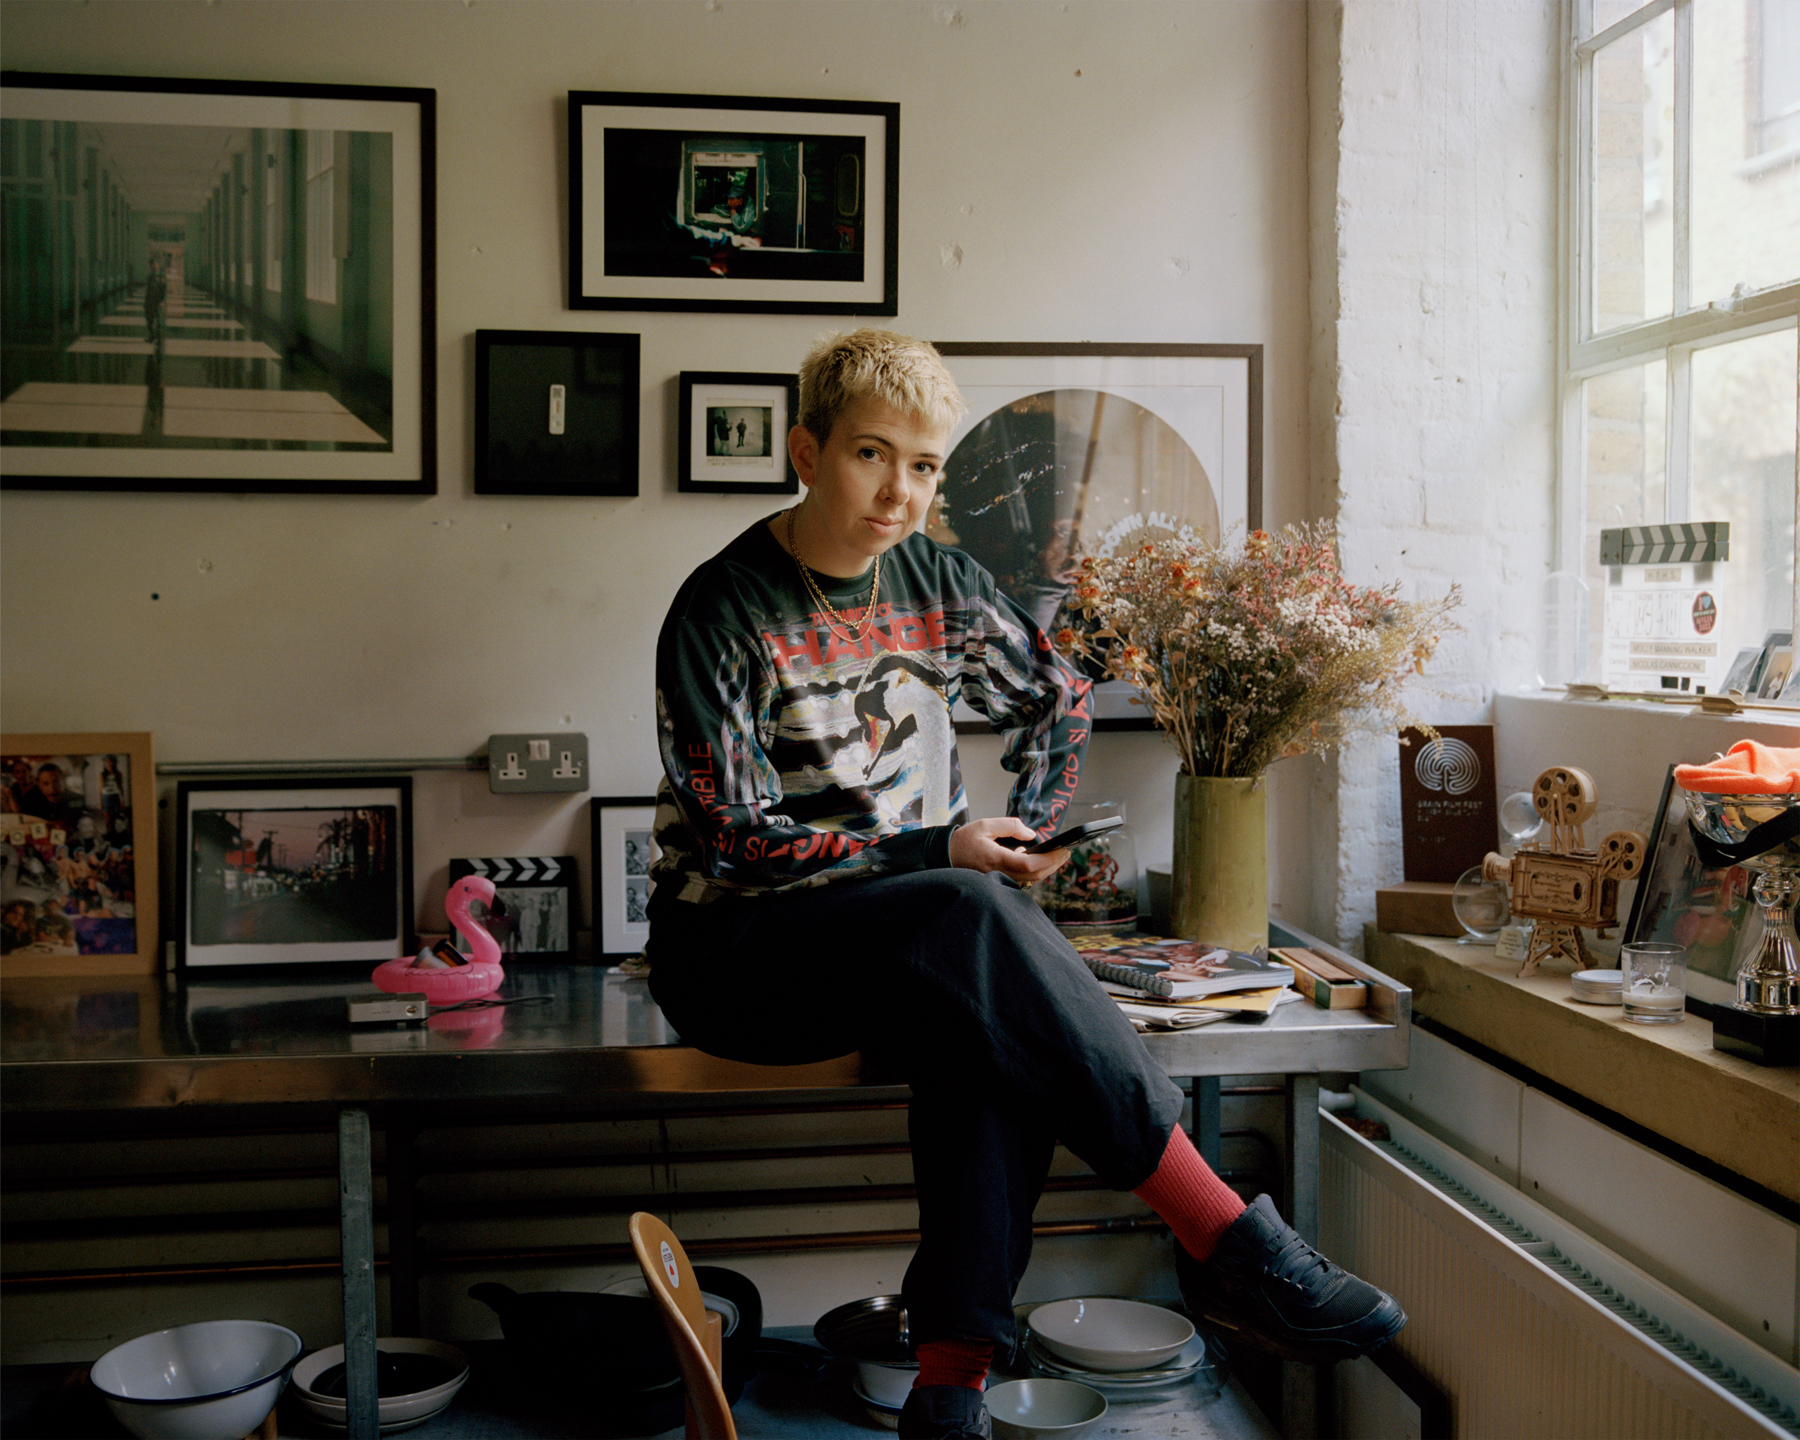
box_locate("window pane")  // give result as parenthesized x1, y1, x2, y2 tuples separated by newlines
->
(1591, 12, 1674, 334)
(1594, 0, 1653, 33)
(1692, 0, 1800, 303)
(1691, 327, 1798, 691)
(1588, 361, 1669, 684)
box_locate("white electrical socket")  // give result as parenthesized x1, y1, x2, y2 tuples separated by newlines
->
(488, 732, 588, 793)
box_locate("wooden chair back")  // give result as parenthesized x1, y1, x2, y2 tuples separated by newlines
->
(628, 1211, 737, 1440)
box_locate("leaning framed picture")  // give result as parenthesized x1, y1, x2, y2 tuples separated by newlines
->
(174, 776, 413, 971)
(2, 731, 158, 977)
(929, 343, 1263, 726)
(569, 91, 898, 315)
(677, 370, 799, 494)
(0, 71, 436, 493)
(474, 329, 640, 496)
(1624, 765, 1756, 1011)
(447, 855, 578, 962)
(590, 795, 658, 960)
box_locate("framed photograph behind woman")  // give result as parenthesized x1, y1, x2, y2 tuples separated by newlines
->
(1, 731, 157, 976)
(590, 796, 657, 960)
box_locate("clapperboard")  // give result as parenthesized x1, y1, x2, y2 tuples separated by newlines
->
(1599, 523, 1730, 693)
(447, 855, 578, 959)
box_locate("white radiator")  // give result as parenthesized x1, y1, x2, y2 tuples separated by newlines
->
(1321, 1097, 1800, 1440)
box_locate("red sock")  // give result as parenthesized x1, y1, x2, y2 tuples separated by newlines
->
(912, 1337, 993, 1391)
(1132, 1124, 1247, 1262)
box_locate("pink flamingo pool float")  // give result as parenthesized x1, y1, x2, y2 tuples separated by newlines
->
(371, 873, 505, 1004)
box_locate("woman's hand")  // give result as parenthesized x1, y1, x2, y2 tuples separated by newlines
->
(948, 817, 1071, 883)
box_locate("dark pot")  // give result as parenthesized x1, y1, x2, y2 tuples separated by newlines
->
(470, 1269, 761, 1434)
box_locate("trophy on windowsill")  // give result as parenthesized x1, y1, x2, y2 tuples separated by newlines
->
(1482, 766, 1647, 978)
(1684, 790, 1800, 1066)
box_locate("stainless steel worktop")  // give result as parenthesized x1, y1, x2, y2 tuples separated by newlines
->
(1, 921, 1409, 1112)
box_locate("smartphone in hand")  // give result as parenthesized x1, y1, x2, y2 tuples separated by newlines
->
(996, 815, 1125, 854)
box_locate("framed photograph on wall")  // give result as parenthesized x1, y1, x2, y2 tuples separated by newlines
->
(930, 343, 1263, 726)
(0, 71, 436, 493)
(1624, 765, 1757, 1010)
(447, 855, 577, 962)
(590, 795, 657, 960)
(1, 731, 158, 977)
(569, 91, 898, 315)
(677, 370, 799, 494)
(474, 329, 641, 496)
(174, 776, 413, 971)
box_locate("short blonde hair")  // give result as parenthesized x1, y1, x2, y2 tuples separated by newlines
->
(796, 328, 967, 443)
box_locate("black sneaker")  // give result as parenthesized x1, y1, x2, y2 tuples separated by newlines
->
(1176, 1193, 1406, 1363)
(897, 1384, 990, 1440)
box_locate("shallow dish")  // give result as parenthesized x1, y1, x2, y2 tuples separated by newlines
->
(814, 1294, 917, 1407)
(1027, 1297, 1194, 1372)
(1571, 968, 1624, 1005)
(1025, 1330, 1221, 1398)
(88, 1320, 302, 1440)
(985, 1377, 1108, 1439)
(853, 1385, 904, 1431)
(291, 1338, 469, 1431)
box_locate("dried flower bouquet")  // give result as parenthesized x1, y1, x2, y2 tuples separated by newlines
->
(1056, 517, 1460, 779)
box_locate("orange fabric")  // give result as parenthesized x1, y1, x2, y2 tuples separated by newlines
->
(1673, 740, 1800, 795)
(913, 1337, 993, 1392)
(1132, 1124, 1247, 1263)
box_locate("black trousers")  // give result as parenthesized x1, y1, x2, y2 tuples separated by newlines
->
(646, 867, 1187, 1348)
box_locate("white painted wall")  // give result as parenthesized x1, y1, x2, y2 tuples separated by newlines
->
(0, 0, 1321, 936)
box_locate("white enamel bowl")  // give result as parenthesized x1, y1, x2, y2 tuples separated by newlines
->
(985, 1378, 1109, 1439)
(88, 1320, 302, 1440)
(291, 1338, 470, 1432)
(1027, 1298, 1195, 1372)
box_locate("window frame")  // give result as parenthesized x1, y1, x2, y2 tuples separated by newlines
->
(1557, 0, 1800, 676)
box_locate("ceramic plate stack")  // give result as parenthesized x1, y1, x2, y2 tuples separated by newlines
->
(1571, 968, 1624, 1005)
(1016, 1305, 1224, 1400)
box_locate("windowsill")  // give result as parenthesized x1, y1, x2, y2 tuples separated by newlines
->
(1363, 929, 1799, 1209)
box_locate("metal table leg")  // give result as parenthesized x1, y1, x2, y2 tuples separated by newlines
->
(1279, 1073, 1321, 1439)
(338, 1107, 379, 1440)
(1190, 1075, 1222, 1169)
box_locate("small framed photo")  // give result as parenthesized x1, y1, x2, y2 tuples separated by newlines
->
(2, 731, 158, 977)
(1721, 646, 1762, 695)
(590, 795, 658, 959)
(1757, 645, 1795, 700)
(174, 776, 413, 971)
(569, 91, 899, 315)
(447, 855, 577, 962)
(1624, 765, 1754, 1010)
(678, 371, 799, 494)
(474, 329, 640, 496)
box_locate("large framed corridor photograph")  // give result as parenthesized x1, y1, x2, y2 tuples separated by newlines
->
(0, 72, 436, 493)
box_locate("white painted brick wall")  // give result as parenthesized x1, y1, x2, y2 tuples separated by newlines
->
(1312, 0, 1561, 949)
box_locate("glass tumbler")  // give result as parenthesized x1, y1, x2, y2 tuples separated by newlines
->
(1620, 941, 1686, 1024)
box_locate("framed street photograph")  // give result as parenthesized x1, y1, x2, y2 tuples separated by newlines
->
(475, 329, 640, 496)
(447, 855, 578, 962)
(930, 343, 1263, 726)
(1624, 765, 1755, 1010)
(174, 776, 413, 971)
(569, 91, 898, 315)
(1, 731, 157, 977)
(0, 72, 436, 493)
(677, 370, 799, 494)
(590, 795, 657, 960)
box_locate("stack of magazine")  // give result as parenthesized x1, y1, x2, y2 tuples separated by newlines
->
(1068, 933, 1297, 1030)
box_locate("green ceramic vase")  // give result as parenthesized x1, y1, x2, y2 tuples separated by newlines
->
(1171, 773, 1269, 952)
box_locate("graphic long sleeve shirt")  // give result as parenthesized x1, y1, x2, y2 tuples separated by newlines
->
(650, 519, 1094, 903)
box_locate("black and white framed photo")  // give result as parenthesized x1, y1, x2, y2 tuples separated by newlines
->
(929, 343, 1262, 726)
(0, 71, 436, 493)
(447, 855, 577, 961)
(175, 776, 413, 971)
(677, 370, 799, 494)
(474, 329, 640, 496)
(590, 795, 657, 960)
(569, 91, 898, 315)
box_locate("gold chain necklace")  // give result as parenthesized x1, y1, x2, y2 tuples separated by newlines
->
(787, 507, 880, 644)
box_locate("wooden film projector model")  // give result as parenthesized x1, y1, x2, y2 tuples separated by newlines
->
(1482, 766, 1647, 977)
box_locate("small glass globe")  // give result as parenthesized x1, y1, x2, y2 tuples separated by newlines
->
(1451, 864, 1511, 943)
(1034, 799, 1139, 930)
(1499, 790, 1543, 853)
